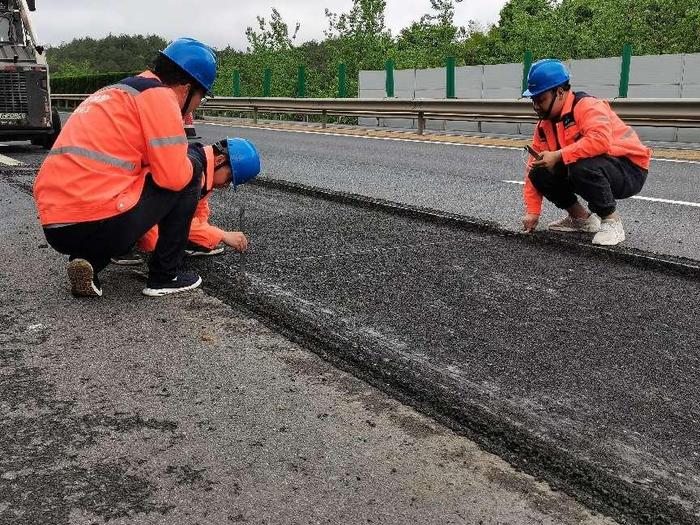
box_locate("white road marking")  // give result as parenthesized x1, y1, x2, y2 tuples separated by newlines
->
(0, 153, 22, 166)
(202, 121, 700, 164)
(501, 180, 700, 208)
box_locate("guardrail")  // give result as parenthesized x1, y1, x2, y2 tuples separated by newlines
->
(51, 95, 700, 134)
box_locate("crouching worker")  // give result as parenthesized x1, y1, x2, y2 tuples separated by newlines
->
(33, 37, 217, 297)
(521, 59, 652, 246)
(138, 138, 261, 257)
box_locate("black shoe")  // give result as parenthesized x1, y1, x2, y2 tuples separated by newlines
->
(142, 271, 202, 297)
(111, 250, 144, 266)
(67, 258, 103, 297)
(184, 243, 224, 257)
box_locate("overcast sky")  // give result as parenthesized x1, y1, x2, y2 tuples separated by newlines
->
(30, 1, 509, 50)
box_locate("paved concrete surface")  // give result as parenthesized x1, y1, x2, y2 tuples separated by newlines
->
(0, 162, 617, 524)
(193, 121, 700, 262)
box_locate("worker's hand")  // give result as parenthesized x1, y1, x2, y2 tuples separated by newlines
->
(222, 231, 248, 252)
(532, 150, 562, 172)
(522, 213, 540, 233)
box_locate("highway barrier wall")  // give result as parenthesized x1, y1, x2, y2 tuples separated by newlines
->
(359, 52, 700, 143)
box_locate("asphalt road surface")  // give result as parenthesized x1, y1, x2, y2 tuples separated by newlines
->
(194, 120, 700, 263)
(0, 153, 616, 525)
(1, 119, 699, 524)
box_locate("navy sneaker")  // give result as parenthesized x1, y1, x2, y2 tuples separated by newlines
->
(184, 243, 224, 257)
(67, 258, 103, 297)
(142, 271, 202, 297)
(111, 250, 145, 265)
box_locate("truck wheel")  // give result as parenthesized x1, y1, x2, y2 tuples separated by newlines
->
(36, 108, 62, 149)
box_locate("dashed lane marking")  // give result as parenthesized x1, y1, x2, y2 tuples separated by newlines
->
(501, 180, 700, 208)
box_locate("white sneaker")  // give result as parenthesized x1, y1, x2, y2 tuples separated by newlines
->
(547, 213, 601, 233)
(592, 219, 625, 246)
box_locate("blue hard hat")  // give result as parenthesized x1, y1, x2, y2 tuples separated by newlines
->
(226, 138, 261, 187)
(161, 37, 217, 93)
(522, 59, 570, 98)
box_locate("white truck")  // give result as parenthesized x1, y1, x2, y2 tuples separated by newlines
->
(0, 0, 61, 148)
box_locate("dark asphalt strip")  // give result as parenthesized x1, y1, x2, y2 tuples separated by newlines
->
(254, 177, 700, 278)
(196, 183, 699, 525)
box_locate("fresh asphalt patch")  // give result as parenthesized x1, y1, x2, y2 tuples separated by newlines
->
(195, 182, 700, 525)
(1, 167, 619, 524)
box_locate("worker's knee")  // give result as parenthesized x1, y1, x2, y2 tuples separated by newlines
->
(527, 166, 552, 191)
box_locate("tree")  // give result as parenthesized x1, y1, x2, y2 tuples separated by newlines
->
(395, 0, 466, 68)
(245, 8, 300, 52)
(46, 34, 168, 76)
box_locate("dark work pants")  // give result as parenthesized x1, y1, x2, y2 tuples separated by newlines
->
(528, 155, 647, 217)
(43, 173, 200, 282)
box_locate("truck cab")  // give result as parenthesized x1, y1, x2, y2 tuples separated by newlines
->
(0, 0, 60, 148)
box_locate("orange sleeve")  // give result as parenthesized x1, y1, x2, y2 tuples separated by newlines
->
(560, 99, 613, 165)
(135, 88, 193, 191)
(188, 197, 225, 249)
(523, 127, 545, 215)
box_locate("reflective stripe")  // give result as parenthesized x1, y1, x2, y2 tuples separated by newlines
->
(99, 83, 141, 96)
(149, 135, 188, 147)
(48, 146, 136, 171)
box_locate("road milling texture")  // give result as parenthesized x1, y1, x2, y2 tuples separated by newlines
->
(195, 181, 699, 524)
(0, 165, 617, 523)
(194, 120, 700, 263)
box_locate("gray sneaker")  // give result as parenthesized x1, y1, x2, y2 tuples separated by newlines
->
(547, 213, 601, 233)
(592, 218, 625, 246)
(67, 258, 103, 297)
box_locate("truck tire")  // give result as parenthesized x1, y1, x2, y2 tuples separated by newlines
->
(33, 108, 62, 149)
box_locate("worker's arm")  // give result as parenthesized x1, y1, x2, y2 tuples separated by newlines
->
(188, 197, 248, 252)
(522, 126, 546, 230)
(188, 198, 225, 249)
(136, 88, 194, 191)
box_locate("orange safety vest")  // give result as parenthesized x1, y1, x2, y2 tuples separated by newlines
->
(524, 91, 653, 215)
(33, 71, 194, 225)
(138, 146, 225, 252)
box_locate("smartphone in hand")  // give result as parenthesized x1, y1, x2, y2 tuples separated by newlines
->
(525, 145, 542, 160)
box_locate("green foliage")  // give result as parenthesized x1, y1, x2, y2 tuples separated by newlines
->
(50, 71, 138, 94)
(46, 34, 168, 76)
(46, 0, 700, 98)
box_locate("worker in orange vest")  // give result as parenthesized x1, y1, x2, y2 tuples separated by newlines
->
(34, 38, 217, 297)
(137, 138, 261, 256)
(521, 59, 652, 246)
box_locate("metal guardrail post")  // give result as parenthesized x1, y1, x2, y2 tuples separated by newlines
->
(297, 65, 306, 98)
(522, 51, 533, 94)
(385, 60, 395, 98)
(338, 63, 347, 98)
(417, 112, 426, 135)
(619, 44, 633, 98)
(263, 68, 272, 97)
(253, 106, 259, 124)
(233, 70, 241, 97)
(446, 57, 456, 99)
(322, 109, 328, 129)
